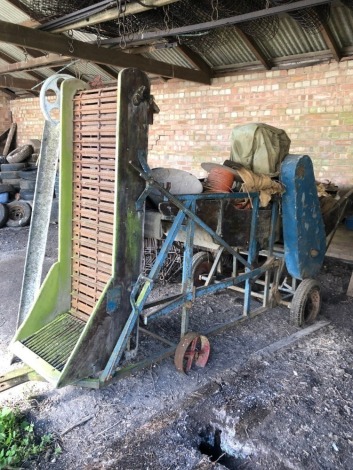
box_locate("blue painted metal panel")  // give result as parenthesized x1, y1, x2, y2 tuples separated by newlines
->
(280, 155, 326, 280)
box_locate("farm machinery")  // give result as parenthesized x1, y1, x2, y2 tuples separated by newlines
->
(0, 68, 349, 392)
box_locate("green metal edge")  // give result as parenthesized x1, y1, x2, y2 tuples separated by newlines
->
(10, 78, 88, 384)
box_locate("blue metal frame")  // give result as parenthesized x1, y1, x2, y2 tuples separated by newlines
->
(100, 157, 280, 383)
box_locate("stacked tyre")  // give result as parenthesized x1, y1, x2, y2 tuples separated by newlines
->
(0, 162, 27, 192)
(19, 167, 38, 201)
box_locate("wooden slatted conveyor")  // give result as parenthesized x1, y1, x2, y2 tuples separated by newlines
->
(70, 87, 117, 321)
(11, 70, 151, 387)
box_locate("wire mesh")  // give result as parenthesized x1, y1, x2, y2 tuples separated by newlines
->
(272, 0, 331, 34)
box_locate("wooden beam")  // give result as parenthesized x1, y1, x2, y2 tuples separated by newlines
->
(102, 0, 332, 46)
(0, 75, 38, 90)
(319, 22, 341, 62)
(0, 54, 70, 74)
(177, 45, 213, 76)
(0, 88, 16, 99)
(0, 21, 211, 84)
(0, 51, 45, 84)
(234, 27, 272, 70)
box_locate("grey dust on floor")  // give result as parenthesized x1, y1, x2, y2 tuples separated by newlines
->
(0, 224, 353, 469)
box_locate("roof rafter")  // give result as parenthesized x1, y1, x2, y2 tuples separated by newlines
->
(0, 20, 211, 84)
(0, 75, 38, 89)
(319, 22, 341, 62)
(234, 27, 272, 70)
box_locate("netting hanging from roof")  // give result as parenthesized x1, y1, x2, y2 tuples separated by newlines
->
(20, 0, 280, 51)
(272, 0, 331, 34)
(19, 0, 97, 22)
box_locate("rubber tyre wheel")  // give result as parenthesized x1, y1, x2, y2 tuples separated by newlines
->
(0, 203, 9, 228)
(20, 189, 35, 201)
(0, 183, 15, 194)
(2, 178, 20, 188)
(1, 163, 27, 171)
(192, 252, 213, 287)
(7, 201, 32, 227)
(20, 179, 36, 190)
(6, 145, 33, 164)
(290, 279, 321, 327)
(1, 170, 19, 179)
(18, 167, 38, 181)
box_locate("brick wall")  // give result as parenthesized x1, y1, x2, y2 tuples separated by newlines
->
(0, 92, 13, 134)
(9, 59, 353, 186)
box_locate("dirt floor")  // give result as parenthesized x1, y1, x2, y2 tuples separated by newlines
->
(1, 224, 353, 469)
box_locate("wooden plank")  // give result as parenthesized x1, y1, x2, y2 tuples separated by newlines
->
(0, 20, 211, 85)
(252, 320, 331, 358)
(0, 54, 70, 74)
(3, 123, 17, 157)
(0, 128, 10, 143)
(346, 271, 353, 297)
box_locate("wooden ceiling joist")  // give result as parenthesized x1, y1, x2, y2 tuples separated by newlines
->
(0, 75, 38, 89)
(0, 20, 211, 84)
(177, 45, 213, 76)
(234, 28, 272, 71)
(319, 22, 341, 62)
(0, 54, 70, 74)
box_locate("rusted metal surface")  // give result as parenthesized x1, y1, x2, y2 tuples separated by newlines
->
(174, 332, 211, 373)
(70, 87, 117, 321)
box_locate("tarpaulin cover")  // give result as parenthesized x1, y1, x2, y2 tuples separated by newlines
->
(230, 123, 291, 175)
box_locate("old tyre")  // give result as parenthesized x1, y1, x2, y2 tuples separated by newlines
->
(1, 170, 19, 179)
(1, 162, 27, 171)
(20, 179, 36, 190)
(7, 145, 33, 163)
(192, 252, 213, 287)
(290, 279, 321, 327)
(7, 201, 32, 227)
(2, 178, 21, 188)
(0, 203, 9, 228)
(20, 189, 35, 201)
(174, 332, 211, 373)
(18, 167, 38, 181)
(0, 183, 15, 194)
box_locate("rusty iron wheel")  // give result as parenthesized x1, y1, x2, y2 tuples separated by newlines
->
(290, 279, 321, 327)
(174, 332, 210, 373)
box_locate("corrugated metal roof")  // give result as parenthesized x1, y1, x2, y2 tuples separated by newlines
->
(0, 0, 30, 23)
(259, 15, 326, 59)
(143, 47, 192, 69)
(65, 60, 114, 83)
(1, 0, 353, 95)
(201, 28, 257, 66)
(330, 3, 353, 48)
(0, 58, 35, 81)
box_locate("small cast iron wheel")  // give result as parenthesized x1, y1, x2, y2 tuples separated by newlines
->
(192, 252, 213, 287)
(290, 279, 321, 327)
(0, 203, 9, 228)
(6, 201, 32, 227)
(174, 332, 211, 373)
